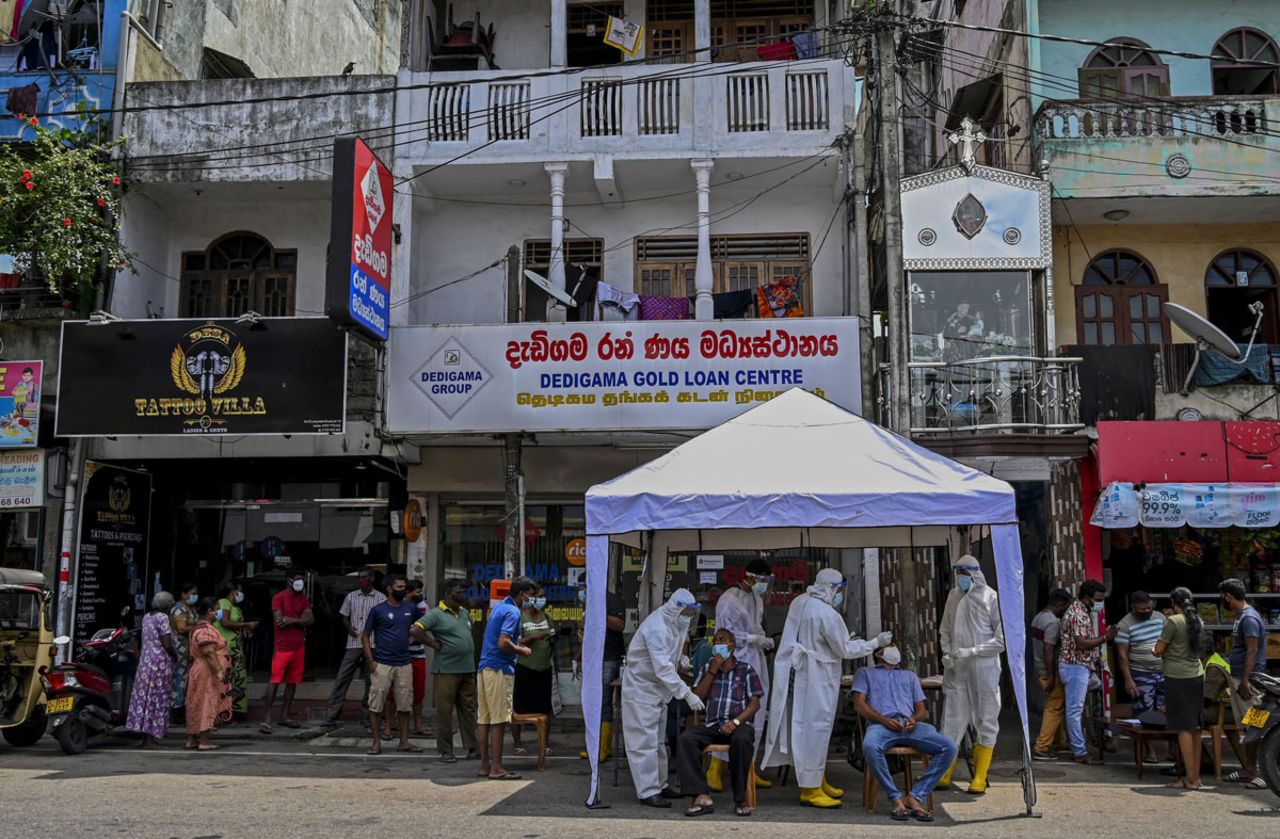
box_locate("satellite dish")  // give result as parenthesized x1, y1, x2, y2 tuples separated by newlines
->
(524, 270, 577, 308)
(1163, 301, 1263, 394)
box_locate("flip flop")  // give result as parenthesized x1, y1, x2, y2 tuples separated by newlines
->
(197, 744, 221, 751)
(280, 720, 302, 729)
(1246, 777, 1268, 790)
(440, 754, 458, 764)
(685, 803, 715, 817)
(512, 747, 528, 756)
(381, 732, 393, 741)
(398, 744, 425, 753)
(489, 772, 522, 780)
(910, 809, 935, 822)
(889, 808, 910, 822)
(1224, 771, 1248, 782)
(367, 747, 382, 756)
(258, 722, 273, 735)
(734, 805, 753, 817)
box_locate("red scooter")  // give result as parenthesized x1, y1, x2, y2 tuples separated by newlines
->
(40, 609, 138, 755)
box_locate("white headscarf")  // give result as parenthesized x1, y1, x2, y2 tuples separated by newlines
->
(806, 567, 844, 605)
(951, 554, 989, 589)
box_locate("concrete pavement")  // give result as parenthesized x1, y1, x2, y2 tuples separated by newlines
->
(0, 730, 1276, 838)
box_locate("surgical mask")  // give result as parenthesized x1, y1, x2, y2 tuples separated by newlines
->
(676, 615, 693, 634)
(234, 591, 245, 604)
(530, 597, 546, 610)
(215, 609, 225, 622)
(712, 644, 731, 658)
(751, 581, 769, 597)
(1092, 602, 1105, 614)
(186, 595, 198, 606)
(358, 578, 372, 591)
(833, 591, 845, 609)
(578, 590, 587, 604)
(957, 576, 974, 593)
(291, 579, 304, 592)
(1134, 610, 1152, 622)
(881, 647, 902, 666)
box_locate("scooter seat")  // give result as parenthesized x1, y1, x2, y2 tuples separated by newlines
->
(1250, 671, 1280, 696)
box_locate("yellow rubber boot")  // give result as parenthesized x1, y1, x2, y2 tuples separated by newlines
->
(799, 786, 843, 808)
(937, 756, 959, 790)
(754, 769, 774, 789)
(821, 776, 844, 799)
(579, 722, 613, 762)
(966, 743, 994, 795)
(706, 756, 725, 792)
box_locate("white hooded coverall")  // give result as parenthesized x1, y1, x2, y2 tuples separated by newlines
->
(939, 556, 1005, 748)
(622, 589, 696, 800)
(714, 585, 770, 760)
(760, 569, 879, 788)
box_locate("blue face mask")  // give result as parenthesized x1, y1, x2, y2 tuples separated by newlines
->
(186, 595, 198, 606)
(215, 609, 225, 622)
(712, 644, 731, 658)
(530, 597, 546, 610)
(958, 575, 974, 593)
(751, 581, 769, 597)
(577, 589, 586, 604)
(833, 591, 845, 609)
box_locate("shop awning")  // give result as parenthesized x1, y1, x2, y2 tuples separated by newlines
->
(1091, 481, 1280, 529)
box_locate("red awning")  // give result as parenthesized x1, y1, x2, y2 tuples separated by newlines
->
(1096, 421, 1280, 484)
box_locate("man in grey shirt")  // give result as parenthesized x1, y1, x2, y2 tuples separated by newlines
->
(1031, 589, 1070, 760)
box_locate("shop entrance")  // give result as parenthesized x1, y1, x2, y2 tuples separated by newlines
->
(171, 498, 391, 677)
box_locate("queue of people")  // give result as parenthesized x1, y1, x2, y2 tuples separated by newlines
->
(1030, 576, 1270, 792)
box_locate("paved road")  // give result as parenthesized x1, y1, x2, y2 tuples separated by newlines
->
(1, 729, 1276, 837)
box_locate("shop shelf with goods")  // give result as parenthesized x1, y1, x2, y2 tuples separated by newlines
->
(1150, 591, 1280, 661)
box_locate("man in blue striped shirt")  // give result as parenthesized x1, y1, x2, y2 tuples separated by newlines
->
(1109, 591, 1166, 762)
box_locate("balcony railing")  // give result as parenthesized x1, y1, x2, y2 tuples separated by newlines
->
(880, 356, 1083, 435)
(1036, 97, 1268, 141)
(400, 59, 850, 162)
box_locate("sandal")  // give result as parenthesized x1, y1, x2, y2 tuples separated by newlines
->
(488, 772, 522, 780)
(440, 754, 458, 764)
(512, 746, 528, 756)
(398, 744, 425, 753)
(911, 809, 935, 823)
(196, 743, 220, 751)
(1246, 777, 1268, 790)
(685, 802, 715, 817)
(367, 746, 382, 755)
(734, 804, 753, 817)
(259, 722, 273, 735)
(280, 720, 302, 729)
(1224, 771, 1249, 782)
(890, 807, 910, 822)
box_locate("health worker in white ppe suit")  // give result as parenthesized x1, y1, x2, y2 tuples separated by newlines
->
(938, 554, 1005, 795)
(761, 568, 893, 808)
(709, 558, 776, 792)
(622, 588, 703, 807)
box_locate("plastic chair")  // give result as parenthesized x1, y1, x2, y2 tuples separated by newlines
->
(510, 712, 548, 771)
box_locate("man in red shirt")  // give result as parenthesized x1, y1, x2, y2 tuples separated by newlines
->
(261, 570, 314, 733)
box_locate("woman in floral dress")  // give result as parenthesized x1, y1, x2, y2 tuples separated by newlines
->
(170, 582, 199, 717)
(124, 592, 178, 749)
(186, 597, 233, 750)
(216, 581, 257, 716)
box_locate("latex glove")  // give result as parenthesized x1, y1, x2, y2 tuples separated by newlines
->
(760, 636, 775, 652)
(684, 693, 705, 712)
(572, 660, 582, 681)
(875, 631, 894, 648)
(954, 647, 976, 660)
(942, 653, 954, 670)
(679, 655, 692, 671)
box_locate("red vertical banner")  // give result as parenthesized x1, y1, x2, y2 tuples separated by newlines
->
(1081, 453, 1103, 582)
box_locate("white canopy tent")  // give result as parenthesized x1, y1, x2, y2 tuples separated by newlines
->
(581, 388, 1035, 810)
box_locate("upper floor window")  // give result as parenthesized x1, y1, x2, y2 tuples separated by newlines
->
(1211, 28, 1280, 95)
(1205, 249, 1279, 344)
(523, 238, 603, 322)
(1075, 250, 1167, 345)
(180, 233, 297, 318)
(646, 0, 815, 63)
(634, 232, 811, 315)
(1079, 39, 1169, 98)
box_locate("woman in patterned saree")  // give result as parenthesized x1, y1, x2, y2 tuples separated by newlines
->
(215, 581, 257, 716)
(125, 591, 178, 749)
(170, 582, 199, 719)
(186, 597, 233, 750)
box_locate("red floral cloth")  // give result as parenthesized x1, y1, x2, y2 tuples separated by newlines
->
(756, 276, 805, 318)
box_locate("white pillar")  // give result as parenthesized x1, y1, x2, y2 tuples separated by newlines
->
(546, 161, 569, 322)
(691, 159, 714, 320)
(694, 0, 711, 60)
(550, 0, 567, 68)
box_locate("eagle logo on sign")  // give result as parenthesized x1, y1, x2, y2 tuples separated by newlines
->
(169, 324, 247, 403)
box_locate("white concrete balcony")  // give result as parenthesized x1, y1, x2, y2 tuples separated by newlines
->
(396, 59, 853, 167)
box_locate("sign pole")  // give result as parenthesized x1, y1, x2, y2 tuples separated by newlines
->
(54, 438, 84, 659)
(503, 245, 523, 581)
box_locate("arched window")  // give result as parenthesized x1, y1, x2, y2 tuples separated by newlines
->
(179, 232, 297, 318)
(1205, 249, 1279, 344)
(1079, 38, 1170, 98)
(1075, 250, 1168, 345)
(1212, 28, 1280, 95)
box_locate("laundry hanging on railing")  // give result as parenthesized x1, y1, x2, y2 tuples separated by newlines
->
(757, 276, 805, 318)
(1091, 481, 1280, 529)
(638, 295, 690, 321)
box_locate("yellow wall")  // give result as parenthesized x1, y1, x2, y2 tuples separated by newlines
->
(131, 40, 183, 83)
(1052, 222, 1280, 346)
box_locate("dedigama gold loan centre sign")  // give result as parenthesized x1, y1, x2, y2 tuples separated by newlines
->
(388, 318, 861, 434)
(57, 318, 347, 436)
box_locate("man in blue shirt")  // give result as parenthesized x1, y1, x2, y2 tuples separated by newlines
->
(853, 643, 958, 822)
(477, 576, 537, 780)
(362, 574, 424, 756)
(1220, 578, 1268, 786)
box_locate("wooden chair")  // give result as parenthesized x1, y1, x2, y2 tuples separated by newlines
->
(702, 744, 758, 810)
(1208, 699, 1245, 781)
(510, 712, 548, 771)
(863, 746, 933, 813)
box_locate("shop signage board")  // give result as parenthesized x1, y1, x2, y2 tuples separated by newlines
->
(327, 136, 394, 342)
(0, 359, 41, 448)
(56, 318, 347, 436)
(1091, 481, 1280, 529)
(388, 317, 861, 434)
(0, 450, 43, 508)
(73, 463, 151, 645)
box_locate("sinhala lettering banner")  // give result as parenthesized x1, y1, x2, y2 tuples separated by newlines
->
(56, 318, 347, 436)
(388, 318, 861, 434)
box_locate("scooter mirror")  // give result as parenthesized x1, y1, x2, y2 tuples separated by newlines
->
(53, 635, 71, 646)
